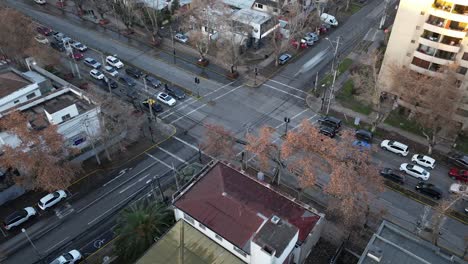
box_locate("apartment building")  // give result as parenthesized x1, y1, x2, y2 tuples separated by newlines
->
(378, 0, 468, 130)
(172, 161, 325, 264)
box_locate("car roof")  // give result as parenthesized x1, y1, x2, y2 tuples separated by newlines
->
(389, 140, 407, 148)
(85, 57, 95, 62)
(280, 54, 291, 58)
(5, 209, 27, 222)
(417, 155, 435, 163)
(39, 192, 56, 204)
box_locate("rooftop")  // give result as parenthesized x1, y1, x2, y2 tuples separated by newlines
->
(135, 220, 244, 264)
(231, 8, 272, 25)
(253, 220, 298, 257)
(359, 221, 466, 264)
(0, 69, 33, 98)
(222, 0, 255, 9)
(174, 162, 321, 253)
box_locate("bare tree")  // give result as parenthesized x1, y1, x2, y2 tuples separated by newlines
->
(112, 0, 138, 31)
(90, 0, 112, 20)
(201, 123, 236, 161)
(430, 190, 466, 246)
(0, 111, 80, 192)
(137, 0, 163, 45)
(71, 0, 88, 14)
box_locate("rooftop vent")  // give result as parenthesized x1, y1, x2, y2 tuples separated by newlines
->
(271, 215, 280, 225)
(367, 246, 383, 263)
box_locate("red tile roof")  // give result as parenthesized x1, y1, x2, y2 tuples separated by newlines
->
(174, 162, 321, 249)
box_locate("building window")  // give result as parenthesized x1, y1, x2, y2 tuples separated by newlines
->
(183, 213, 195, 225)
(255, 3, 263, 9)
(420, 11, 425, 15)
(411, 57, 430, 69)
(462, 52, 468, 61)
(215, 234, 223, 241)
(26, 93, 36, 100)
(233, 246, 247, 257)
(457, 66, 468, 75)
(411, 40, 415, 43)
(416, 26, 420, 30)
(198, 223, 206, 230)
(62, 114, 71, 121)
(13, 100, 20, 104)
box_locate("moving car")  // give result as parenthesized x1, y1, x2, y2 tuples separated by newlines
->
(34, 34, 49, 44)
(448, 152, 468, 169)
(106, 55, 124, 69)
(174, 33, 189, 43)
(278, 53, 292, 65)
(144, 75, 161, 88)
(50, 250, 82, 264)
(101, 77, 118, 89)
(411, 154, 435, 169)
(379, 168, 405, 184)
(352, 140, 371, 150)
(156, 92, 176, 106)
(71, 42, 88, 52)
(50, 41, 65, 52)
(380, 140, 409, 156)
(448, 167, 468, 183)
(84, 57, 101, 69)
(90, 69, 105, 80)
(142, 100, 163, 113)
(3, 207, 37, 230)
(34, 0, 46, 5)
(126, 89, 138, 101)
(415, 182, 442, 200)
(319, 125, 336, 138)
(399, 163, 430, 181)
(36, 26, 53, 36)
(320, 13, 339, 26)
(104, 66, 119, 77)
(119, 75, 136, 87)
(449, 183, 467, 197)
(355, 129, 373, 143)
(125, 67, 143, 78)
(38, 190, 67, 210)
(318, 116, 341, 130)
(165, 85, 185, 100)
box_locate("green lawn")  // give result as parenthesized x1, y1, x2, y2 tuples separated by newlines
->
(335, 79, 373, 116)
(347, 3, 362, 15)
(455, 134, 468, 153)
(319, 58, 354, 87)
(384, 111, 425, 137)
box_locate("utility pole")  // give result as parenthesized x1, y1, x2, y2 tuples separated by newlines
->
(194, 77, 200, 97)
(172, 162, 180, 191)
(326, 36, 341, 115)
(170, 25, 176, 64)
(22, 228, 42, 259)
(284, 117, 290, 136)
(65, 42, 81, 79)
(254, 67, 258, 86)
(83, 115, 101, 165)
(314, 72, 318, 93)
(101, 55, 112, 94)
(379, 0, 390, 30)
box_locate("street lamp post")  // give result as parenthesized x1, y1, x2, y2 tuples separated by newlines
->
(22, 228, 41, 259)
(284, 117, 290, 136)
(194, 77, 200, 97)
(324, 36, 341, 115)
(254, 67, 258, 86)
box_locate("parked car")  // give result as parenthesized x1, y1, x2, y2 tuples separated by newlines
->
(34, 0, 46, 5)
(90, 69, 105, 80)
(319, 125, 336, 138)
(50, 250, 82, 264)
(355, 129, 372, 143)
(291, 39, 307, 49)
(379, 168, 405, 184)
(278, 53, 292, 65)
(400, 163, 430, 181)
(415, 182, 442, 200)
(3, 207, 37, 230)
(34, 34, 49, 44)
(38, 190, 67, 210)
(104, 66, 119, 77)
(303, 36, 315, 46)
(126, 89, 138, 100)
(448, 167, 468, 183)
(36, 26, 53, 36)
(449, 183, 468, 198)
(318, 116, 341, 130)
(69, 52, 84, 60)
(125, 67, 143, 78)
(142, 100, 163, 113)
(320, 13, 339, 27)
(174, 33, 189, 43)
(448, 152, 468, 169)
(101, 77, 118, 89)
(165, 85, 185, 100)
(53, 32, 65, 42)
(156, 92, 176, 106)
(61, 36, 73, 45)
(306, 32, 319, 42)
(119, 75, 136, 87)
(380, 140, 409, 156)
(411, 154, 435, 169)
(50, 41, 65, 52)
(71, 42, 88, 52)
(106, 55, 124, 69)
(145, 75, 161, 88)
(318, 25, 328, 35)
(84, 57, 101, 69)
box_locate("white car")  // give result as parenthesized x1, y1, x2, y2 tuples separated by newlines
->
(104, 66, 119, 77)
(50, 250, 82, 264)
(71, 42, 88, 51)
(34, 0, 46, 4)
(90, 69, 105, 80)
(34, 34, 49, 44)
(156, 92, 176, 106)
(399, 163, 430, 181)
(61, 37, 73, 45)
(38, 190, 67, 210)
(380, 140, 409, 156)
(174, 33, 189, 43)
(449, 183, 467, 197)
(3, 207, 37, 230)
(411, 154, 436, 169)
(84, 57, 101, 69)
(106, 55, 124, 69)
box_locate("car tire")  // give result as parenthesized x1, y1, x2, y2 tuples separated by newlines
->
(399, 153, 404, 157)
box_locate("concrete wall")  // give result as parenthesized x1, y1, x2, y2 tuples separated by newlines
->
(297, 215, 325, 263)
(45, 104, 80, 125)
(0, 84, 41, 113)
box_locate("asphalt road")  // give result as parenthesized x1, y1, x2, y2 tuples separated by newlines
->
(1, 0, 467, 262)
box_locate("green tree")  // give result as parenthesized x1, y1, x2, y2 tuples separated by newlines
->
(114, 199, 174, 262)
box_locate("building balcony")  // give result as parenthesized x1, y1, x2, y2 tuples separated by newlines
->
(429, 7, 468, 23)
(459, 56, 468, 68)
(409, 62, 443, 78)
(418, 37, 461, 53)
(413, 50, 455, 65)
(423, 22, 467, 39)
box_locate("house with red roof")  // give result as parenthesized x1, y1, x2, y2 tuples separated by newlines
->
(172, 161, 325, 264)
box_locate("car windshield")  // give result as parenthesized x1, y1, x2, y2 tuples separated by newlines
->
(110, 58, 118, 63)
(63, 253, 74, 261)
(53, 192, 60, 198)
(50, 259, 61, 264)
(89, 59, 96, 64)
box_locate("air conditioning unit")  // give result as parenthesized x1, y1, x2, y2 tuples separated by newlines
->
(367, 246, 383, 262)
(271, 215, 281, 224)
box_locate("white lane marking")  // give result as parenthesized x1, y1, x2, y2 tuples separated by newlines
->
(170, 85, 243, 124)
(157, 146, 188, 164)
(77, 162, 157, 213)
(118, 174, 149, 194)
(173, 136, 206, 154)
(45, 236, 70, 253)
(263, 84, 305, 101)
(103, 168, 131, 187)
(274, 108, 309, 129)
(268, 80, 308, 94)
(145, 153, 172, 169)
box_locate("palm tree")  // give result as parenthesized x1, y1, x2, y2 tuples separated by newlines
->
(114, 199, 174, 262)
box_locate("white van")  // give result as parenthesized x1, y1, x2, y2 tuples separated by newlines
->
(321, 13, 338, 27)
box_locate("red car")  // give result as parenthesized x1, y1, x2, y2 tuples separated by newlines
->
(448, 167, 468, 183)
(291, 39, 307, 49)
(36, 26, 53, 36)
(70, 52, 84, 60)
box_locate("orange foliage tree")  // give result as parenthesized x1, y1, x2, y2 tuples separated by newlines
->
(0, 111, 79, 191)
(201, 123, 236, 161)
